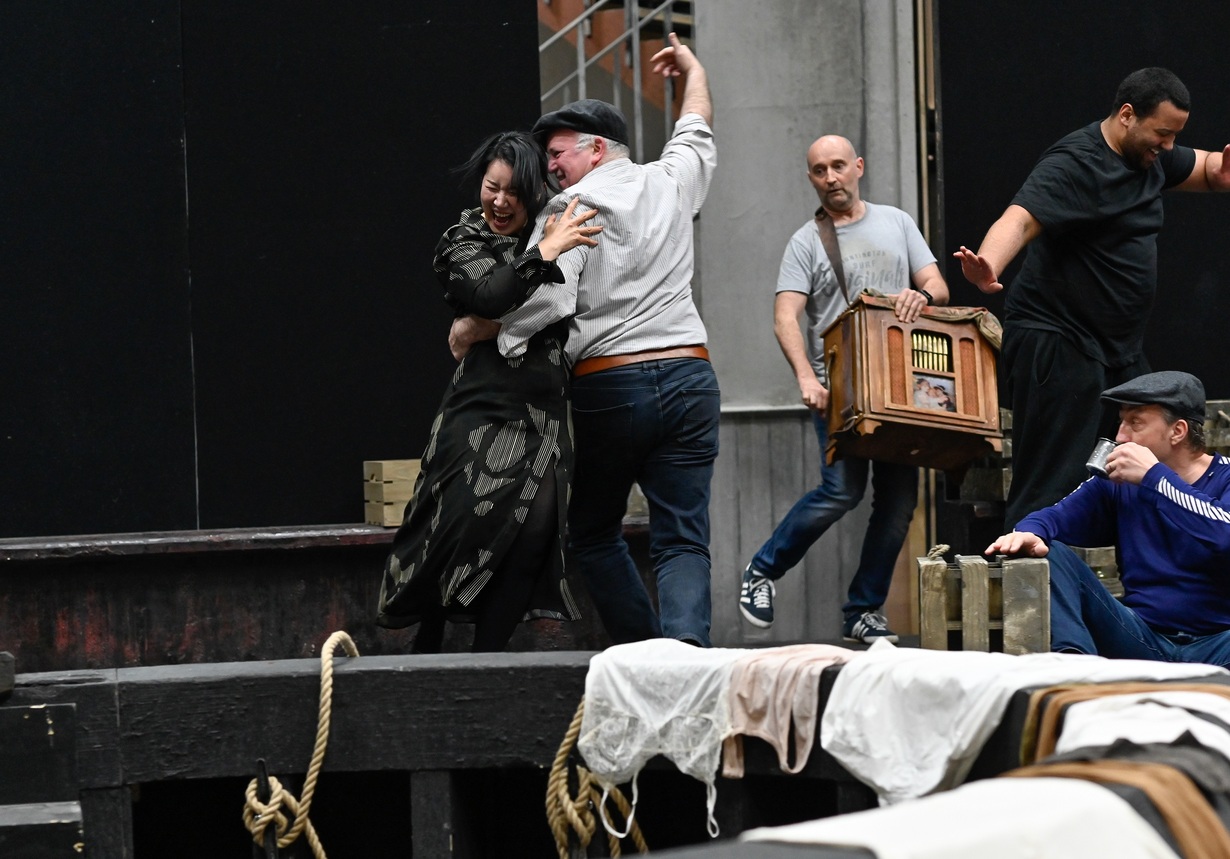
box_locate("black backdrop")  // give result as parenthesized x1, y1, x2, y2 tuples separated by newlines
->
(937, 1, 1230, 397)
(1, 1, 539, 537)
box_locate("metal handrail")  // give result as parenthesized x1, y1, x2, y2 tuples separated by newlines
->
(540, 0, 681, 161)
(539, 0, 617, 53)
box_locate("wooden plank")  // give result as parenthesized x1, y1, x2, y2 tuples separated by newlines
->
(411, 770, 472, 859)
(0, 524, 396, 561)
(9, 671, 121, 789)
(918, 558, 949, 650)
(767, 415, 809, 639)
(1002, 558, 1050, 655)
(0, 705, 78, 804)
(0, 802, 83, 858)
(709, 419, 745, 645)
(12, 655, 871, 786)
(112, 654, 593, 781)
(0, 521, 642, 674)
(80, 788, 134, 859)
(730, 415, 780, 643)
(958, 556, 990, 651)
(363, 460, 421, 482)
(363, 481, 416, 503)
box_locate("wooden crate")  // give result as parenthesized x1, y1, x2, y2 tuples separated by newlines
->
(1070, 545, 1124, 599)
(363, 459, 420, 527)
(823, 295, 1002, 471)
(919, 554, 1050, 654)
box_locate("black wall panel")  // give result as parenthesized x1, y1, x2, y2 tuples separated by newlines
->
(1, 1, 195, 537)
(938, 1, 1230, 396)
(1, 1, 539, 536)
(182, 1, 540, 528)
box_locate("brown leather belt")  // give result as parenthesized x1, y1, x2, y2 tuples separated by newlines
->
(572, 345, 710, 377)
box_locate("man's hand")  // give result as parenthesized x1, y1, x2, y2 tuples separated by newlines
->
(953, 246, 1003, 293)
(1103, 442, 1158, 485)
(985, 531, 1049, 557)
(894, 288, 929, 323)
(799, 376, 829, 411)
(650, 32, 697, 79)
(448, 314, 500, 362)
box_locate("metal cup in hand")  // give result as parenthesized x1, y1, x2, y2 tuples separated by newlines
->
(1086, 437, 1117, 478)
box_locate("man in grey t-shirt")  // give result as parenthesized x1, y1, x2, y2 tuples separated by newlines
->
(738, 135, 949, 643)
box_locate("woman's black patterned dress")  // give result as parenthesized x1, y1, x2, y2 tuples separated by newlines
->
(377, 208, 579, 627)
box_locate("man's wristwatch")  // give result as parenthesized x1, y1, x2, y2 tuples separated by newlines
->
(912, 285, 934, 305)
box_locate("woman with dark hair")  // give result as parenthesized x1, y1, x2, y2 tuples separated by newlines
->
(376, 130, 600, 652)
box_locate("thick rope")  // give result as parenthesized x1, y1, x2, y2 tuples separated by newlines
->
(926, 543, 951, 560)
(243, 630, 360, 859)
(546, 696, 648, 858)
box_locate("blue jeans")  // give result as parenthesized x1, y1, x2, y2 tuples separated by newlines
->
(568, 357, 720, 647)
(751, 412, 917, 619)
(1048, 542, 1230, 667)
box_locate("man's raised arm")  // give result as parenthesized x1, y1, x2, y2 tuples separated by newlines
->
(650, 33, 711, 126)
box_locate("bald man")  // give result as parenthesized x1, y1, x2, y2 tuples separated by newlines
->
(738, 135, 950, 642)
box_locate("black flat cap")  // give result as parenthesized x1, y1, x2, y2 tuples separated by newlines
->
(532, 99, 629, 146)
(1101, 370, 1206, 424)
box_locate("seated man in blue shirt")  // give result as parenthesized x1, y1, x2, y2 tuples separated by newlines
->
(986, 371, 1230, 666)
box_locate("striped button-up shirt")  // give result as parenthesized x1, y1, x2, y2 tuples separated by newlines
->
(497, 113, 716, 363)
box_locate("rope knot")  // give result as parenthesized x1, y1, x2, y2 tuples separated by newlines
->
(242, 630, 359, 859)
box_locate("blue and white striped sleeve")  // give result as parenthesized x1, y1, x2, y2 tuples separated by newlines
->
(1142, 460, 1230, 549)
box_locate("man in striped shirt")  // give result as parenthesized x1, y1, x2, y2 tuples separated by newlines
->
(986, 371, 1230, 666)
(448, 34, 719, 646)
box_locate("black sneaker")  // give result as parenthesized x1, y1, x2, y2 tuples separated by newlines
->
(842, 611, 899, 644)
(738, 564, 775, 628)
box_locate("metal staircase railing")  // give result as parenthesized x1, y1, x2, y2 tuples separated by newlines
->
(539, 0, 691, 163)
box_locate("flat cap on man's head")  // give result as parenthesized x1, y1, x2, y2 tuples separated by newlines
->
(532, 99, 629, 147)
(1101, 370, 1207, 424)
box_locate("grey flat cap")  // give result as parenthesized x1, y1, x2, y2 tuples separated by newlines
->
(1101, 370, 1206, 424)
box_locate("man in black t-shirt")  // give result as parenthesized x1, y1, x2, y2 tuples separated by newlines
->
(955, 68, 1230, 528)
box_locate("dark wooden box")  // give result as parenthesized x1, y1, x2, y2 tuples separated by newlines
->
(823, 294, 1002, 471)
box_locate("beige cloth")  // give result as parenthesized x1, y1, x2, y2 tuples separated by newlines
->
(1004, 759, 1230, 859)
(721, 644, 856, 778)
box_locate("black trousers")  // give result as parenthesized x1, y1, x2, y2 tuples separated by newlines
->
(1002, 327, 1149, 528)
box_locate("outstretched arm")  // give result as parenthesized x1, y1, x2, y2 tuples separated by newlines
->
(650, 32, 711, 126)
(1176, 145, 1230, 192)
(953, 204, 1043, 293)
